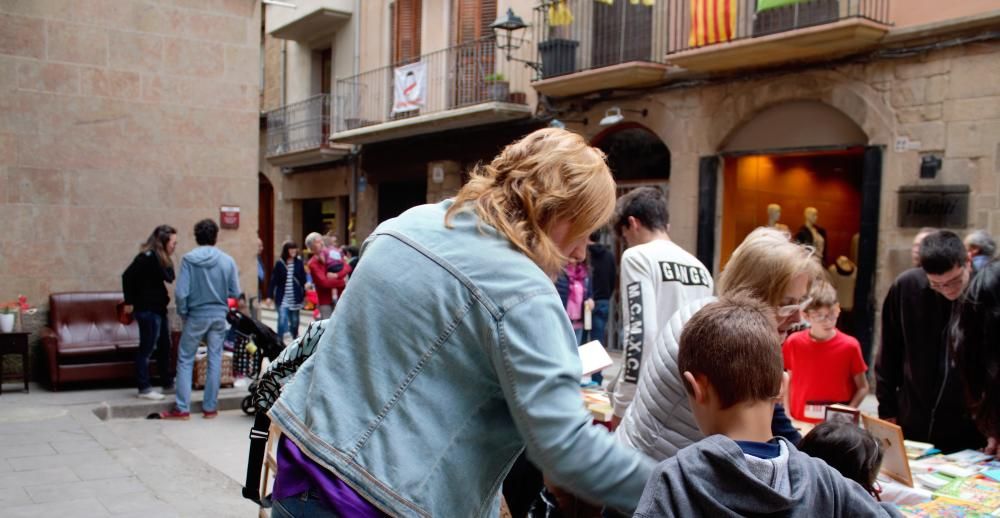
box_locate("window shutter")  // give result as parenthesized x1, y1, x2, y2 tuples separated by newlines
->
(393, 0, 422, 64)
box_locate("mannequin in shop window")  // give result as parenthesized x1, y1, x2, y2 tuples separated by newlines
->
(796, 207, 828, 264)
(828, 255, 857, 335)
(766, 203, 790, 234)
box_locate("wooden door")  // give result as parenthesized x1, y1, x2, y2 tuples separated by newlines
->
(392, 0, 422, 64)
(452, 0, 496, 107)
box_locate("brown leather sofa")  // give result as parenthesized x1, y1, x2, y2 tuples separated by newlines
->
(42, 291, 163, 391)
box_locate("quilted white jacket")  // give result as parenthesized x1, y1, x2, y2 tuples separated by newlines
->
(615, 297, 715, 460)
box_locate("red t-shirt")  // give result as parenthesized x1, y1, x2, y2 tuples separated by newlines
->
(782, 329, 867, 423)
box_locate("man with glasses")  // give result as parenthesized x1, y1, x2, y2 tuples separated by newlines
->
(876, 230, 984, 452)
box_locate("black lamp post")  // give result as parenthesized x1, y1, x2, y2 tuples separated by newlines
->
(490, 8, 541, 74)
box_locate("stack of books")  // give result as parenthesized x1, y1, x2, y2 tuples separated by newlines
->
(898, 450, 1000, 516)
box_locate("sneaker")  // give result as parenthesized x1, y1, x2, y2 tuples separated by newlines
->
(159, 409, 190, 420)
(203, 410, 218, 419)
(137, 390, 165, 401)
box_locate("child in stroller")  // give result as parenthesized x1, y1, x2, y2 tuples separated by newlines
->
(224, 309, 285, 415)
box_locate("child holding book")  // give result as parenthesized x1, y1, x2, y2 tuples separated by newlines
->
(633, 295, 899, 517)
(783, 280, 869, 423)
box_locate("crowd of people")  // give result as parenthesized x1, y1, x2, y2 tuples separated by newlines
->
(121, 128, 998, 516)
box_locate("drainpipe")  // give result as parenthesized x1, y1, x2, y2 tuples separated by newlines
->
(280, 40, 287, 106)
(353, 0, 360, 76)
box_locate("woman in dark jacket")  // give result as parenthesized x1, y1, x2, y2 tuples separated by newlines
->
(269, 240, 307, 340)
(122, 224, 177, 400)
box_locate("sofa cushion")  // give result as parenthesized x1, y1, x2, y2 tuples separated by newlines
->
(58, 343, 117, 357)
(49, 292, 139, 347)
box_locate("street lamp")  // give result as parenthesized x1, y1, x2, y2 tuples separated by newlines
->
(490, 8, 541, 74)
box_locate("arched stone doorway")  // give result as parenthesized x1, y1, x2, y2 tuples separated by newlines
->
(592, 124, 671, 351)
(705, 100, 882, 361)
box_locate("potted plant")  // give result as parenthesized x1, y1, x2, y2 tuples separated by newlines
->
(484, 73, 510, 102)
(539, 1, 578, 79)
(0, 302, 17, 333)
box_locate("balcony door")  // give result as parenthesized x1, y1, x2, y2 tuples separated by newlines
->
(591, 0, 653, 68)
(390, 0, 422, 119)
(452, 0, 496, 107)
(753, 0, 839, 36)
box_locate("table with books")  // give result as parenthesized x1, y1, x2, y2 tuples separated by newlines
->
(895, 446, 1000, 516)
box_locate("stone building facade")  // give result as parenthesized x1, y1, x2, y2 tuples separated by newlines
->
(545, 6, 1000, 358)
(0, 0, 262, 373)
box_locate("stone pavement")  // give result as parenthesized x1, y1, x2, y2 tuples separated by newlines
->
(0, 383, 261, 517)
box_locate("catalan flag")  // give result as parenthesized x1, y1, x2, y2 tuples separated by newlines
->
(688, 0, 737, 48)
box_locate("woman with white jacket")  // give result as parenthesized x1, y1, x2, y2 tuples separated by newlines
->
(616, 227, 822, 460)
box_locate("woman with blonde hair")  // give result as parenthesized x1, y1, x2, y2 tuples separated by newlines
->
(266, 128, 654, 517)
(617, 226, 821, 460)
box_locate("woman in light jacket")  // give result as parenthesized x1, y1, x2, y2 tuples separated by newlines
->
(267, 128, 654, 518)
(268, 240, 306, 341)
(122, 224, 177, 400)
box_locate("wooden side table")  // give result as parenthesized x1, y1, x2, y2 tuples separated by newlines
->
(0, 332, 30, 394)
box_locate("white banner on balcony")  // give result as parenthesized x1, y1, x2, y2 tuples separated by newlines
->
(392, 61, 427, 114)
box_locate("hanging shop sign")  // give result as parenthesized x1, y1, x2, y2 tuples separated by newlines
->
(220, 206, 240, 229)
(897, 185, 969, 228)
(392, 61, 427, 114)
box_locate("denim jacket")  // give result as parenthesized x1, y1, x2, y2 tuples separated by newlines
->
(269, 201, 653, 517)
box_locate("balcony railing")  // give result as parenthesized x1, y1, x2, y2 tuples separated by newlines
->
(531, 0, 890, 79)
(334, 36, 534, 134)
(532, 0, 670, 79)
(667, 0, 890, 54)
(265, 94, 331, 158)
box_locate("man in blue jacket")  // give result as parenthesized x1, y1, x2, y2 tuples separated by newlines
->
(161, 219, 241, 420)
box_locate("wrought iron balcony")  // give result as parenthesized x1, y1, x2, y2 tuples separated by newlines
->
(265, 94, 350, 167)
(332, 36, 534, 144)
(531, 0, 891, 96)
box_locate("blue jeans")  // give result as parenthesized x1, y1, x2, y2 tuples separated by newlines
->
(277, 305, 300, 340)
(134, 310, 171, 392)
(272, 490, 341, 518)
(175, 316, 227, 413)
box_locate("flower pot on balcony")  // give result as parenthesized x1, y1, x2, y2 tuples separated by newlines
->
(539, 38, 579, 79)
(509, 91, 527, 105)
(486, 80, 510, 102)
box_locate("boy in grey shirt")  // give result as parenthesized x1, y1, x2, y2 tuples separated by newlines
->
(634, 295, 900, 517)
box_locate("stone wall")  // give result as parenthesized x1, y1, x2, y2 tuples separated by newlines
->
(573, 40, 1000, 315)
(0, 0, 262, 379)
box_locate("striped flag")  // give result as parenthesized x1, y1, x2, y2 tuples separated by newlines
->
(688, 0, 737, 48)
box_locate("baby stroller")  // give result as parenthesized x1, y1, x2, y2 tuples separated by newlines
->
(224, 310, 285, 415)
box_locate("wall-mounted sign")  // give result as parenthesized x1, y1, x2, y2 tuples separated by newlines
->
(220, 206, 240, 229)
(431, 164, 445, 184)
(897, 185, 969, 228)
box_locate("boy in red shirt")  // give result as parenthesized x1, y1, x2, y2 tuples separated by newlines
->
(783, 280, 869, 423)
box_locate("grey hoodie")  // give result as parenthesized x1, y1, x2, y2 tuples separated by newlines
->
(175, 246, 240, 320)
(634, 435, 902, 517)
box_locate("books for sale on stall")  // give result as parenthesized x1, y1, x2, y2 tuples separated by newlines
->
(932, 476, 1000, 515)
(898, 498, 990, 517)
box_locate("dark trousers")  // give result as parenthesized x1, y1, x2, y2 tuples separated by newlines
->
(134, 310, 172, 392)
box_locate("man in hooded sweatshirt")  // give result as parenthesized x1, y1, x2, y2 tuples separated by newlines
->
(634, 296, 899, 518)
(161, 219, 241, 420)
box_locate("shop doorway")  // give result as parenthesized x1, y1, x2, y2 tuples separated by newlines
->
(258, 173, 274, 301)
(593, 124, 671, 351)
(377, 179, 427, 223)
(704, 100, 881, 362)
(302, 197, 349, 246)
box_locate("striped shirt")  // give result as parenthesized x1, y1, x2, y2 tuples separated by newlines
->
(281, 260, 301, 310)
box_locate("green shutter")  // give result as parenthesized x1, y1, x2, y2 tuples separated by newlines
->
(756, 0, 809, 12)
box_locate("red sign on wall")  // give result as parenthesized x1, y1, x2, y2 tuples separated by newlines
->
(220, 206, 240, 229)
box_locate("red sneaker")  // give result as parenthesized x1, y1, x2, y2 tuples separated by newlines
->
(159, 409, 190, 420)
(203, 410, 218, 419)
